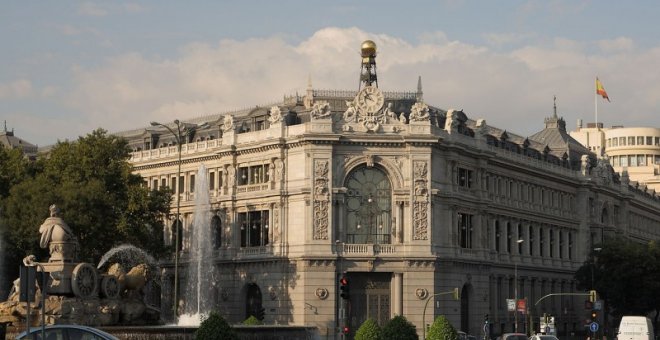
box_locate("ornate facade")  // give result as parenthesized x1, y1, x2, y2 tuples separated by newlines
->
(117, 52, 660, 339)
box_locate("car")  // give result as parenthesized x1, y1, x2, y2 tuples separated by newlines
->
(15, 324, 119, 340)
(529, 334, 559, 340)
(496, 333, 528, 340)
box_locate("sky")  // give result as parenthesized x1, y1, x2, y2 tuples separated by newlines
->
(2, 1, 660, 146)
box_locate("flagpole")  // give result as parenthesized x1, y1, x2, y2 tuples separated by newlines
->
(594, 77, 598, 129)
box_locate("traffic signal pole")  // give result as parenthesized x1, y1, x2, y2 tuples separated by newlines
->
(528, 291, 597, 336)
(422, 288, 460, 340)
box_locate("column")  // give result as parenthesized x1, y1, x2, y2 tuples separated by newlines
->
(396, 201, 404, 243)
(392, 273, 403, 317)
(336, 197, 345, 242)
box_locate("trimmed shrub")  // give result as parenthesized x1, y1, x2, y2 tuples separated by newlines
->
(427, 315, 457, 340)
(194, 311, 238, 340)
(355, 318, 383, 340)
(242, 315, 263, 325)
(382, 315, 418, 340)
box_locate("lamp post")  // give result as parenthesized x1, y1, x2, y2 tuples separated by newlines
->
(151, 119, 184, 319)
(514, 239, 524, 333)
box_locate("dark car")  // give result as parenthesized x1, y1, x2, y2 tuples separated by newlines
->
(16, 324, 118, 340)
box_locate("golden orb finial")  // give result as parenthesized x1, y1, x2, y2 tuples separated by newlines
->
(361, 40, 377, 58)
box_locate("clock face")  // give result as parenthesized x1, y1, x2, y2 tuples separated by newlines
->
(356, 86, 384, 114)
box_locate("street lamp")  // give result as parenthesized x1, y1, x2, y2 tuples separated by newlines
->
(514, 239, 524, 333)
(151, 119, 185, 319)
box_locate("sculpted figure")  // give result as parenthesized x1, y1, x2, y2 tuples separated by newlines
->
(39, 204, 76, 249)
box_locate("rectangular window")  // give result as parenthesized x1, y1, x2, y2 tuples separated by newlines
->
(638, 155, 646, 166)
(457, 167, 473, 188)
(179, 175, 184, 194)
(647, 136, 653, 145)
(630, 155, 637, 166)
(172, 176, 177, 193)
(209, 172, 216, 190)
(495, 222, 501, 253)
(612, 138, 618, 147)
(549, 230, 555, 258)
(506, 224, 512, 253)
(161, 178, 167, 188)
(238, 210, 270, 247)
(238, 164, 270, 186)
(152, 179, 158, 189)
(606, 139, 611, 148)
(628, 136, 635, 145)
(458, 213, 473, 248)
(656, 137, 660, 146)
(145, 141, 151, 150)
(568, 232, 573, 259)
(621, 156, 628, 167)
(539, 228, 545, 257)
(619, 137, 626, 146)
(238, 167, 249, 185)
(611, 156, 619, 167)
(637, 136, 644, 145)
(655, 155, 660, 165)
(529, 226, 534, 256)
(190, 174, 195, 193)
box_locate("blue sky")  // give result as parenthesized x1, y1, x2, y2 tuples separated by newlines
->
(2, 1, 660, 146)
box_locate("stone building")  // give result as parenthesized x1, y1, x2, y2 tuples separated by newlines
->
(571, 123, 660, 192)
(117, 41, 660, 339)
(0, 121, 37, 160)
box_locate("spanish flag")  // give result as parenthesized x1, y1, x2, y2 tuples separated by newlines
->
(596, 77, 610, 102)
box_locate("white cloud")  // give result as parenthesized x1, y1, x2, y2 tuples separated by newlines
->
(58, 27, 660, 143)
(597, 37, 634, 53)
(123, 3, 145, 13)
(78, 2, 108, 17)
(0, 79, 33, 99)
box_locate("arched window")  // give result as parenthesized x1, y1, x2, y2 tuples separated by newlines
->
(345, 166, 392, 244)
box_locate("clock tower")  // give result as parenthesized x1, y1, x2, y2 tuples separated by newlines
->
(359, 40, 378, 88)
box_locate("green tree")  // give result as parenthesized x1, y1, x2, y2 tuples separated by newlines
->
(355, 318, 383, 340)
(0, 129, 171, 272)
(0, 147, 38, 199)
(427, 315, 457, 340)
(194, 311, 238, 340)
(574, 238, 660, 325)
(242, 315, 263, 325)
(382, 315, 418, 340)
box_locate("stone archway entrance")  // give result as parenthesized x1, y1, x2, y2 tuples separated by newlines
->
(245, 283, 263, 320)
(461, 284, 470, 332)
(348, 273, 391, 331)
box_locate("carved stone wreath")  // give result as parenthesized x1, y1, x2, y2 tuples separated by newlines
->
(415, 288, 429, 300)
(315, 288, 329, 300)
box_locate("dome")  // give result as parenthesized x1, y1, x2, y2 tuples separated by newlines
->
(361, 40, 377, 57)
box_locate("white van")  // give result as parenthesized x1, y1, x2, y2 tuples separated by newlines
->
(617, 316, 654, 340)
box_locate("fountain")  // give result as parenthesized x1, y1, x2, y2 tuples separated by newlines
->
(177, 163, 215, 326)
(0, 205, 161, 333)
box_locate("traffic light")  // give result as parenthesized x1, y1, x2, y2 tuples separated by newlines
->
(339, 275, 350, 300)
(343, 326, 350, 335)
(591, 310, 597, 320)
(484, 314, 489, 324)
(589, 290, 597, 303)
(256, 306, 265, 321)
(452, 287, 460, 300)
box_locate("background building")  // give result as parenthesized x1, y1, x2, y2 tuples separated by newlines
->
(571, 124, 660, 192)
(118, 42, 660, 339)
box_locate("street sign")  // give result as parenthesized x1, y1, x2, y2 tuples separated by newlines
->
(516, 299, 526, 313)
(590, 322, 599, 332)
(507, 299, 516, 311)
(593, 300, 603, 311)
